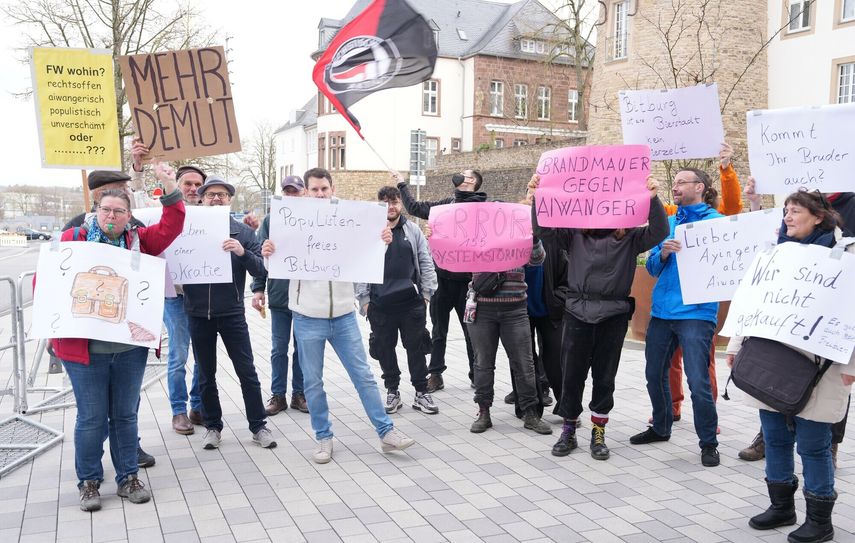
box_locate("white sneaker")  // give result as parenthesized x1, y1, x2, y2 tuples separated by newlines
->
(385, 389, 402, 414)
(202, 429, 221, 450)
(313, 437, 333, 464)
(252, 427, 277, 448)
(412, 392, 439, 414)
(381, 428, 415, 453)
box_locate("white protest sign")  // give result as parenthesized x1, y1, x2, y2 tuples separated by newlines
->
(30, 242, 166, 348)
(267, 197, 387, 283)
(747, 103, 855, 194)
(720, 242, 855, 363)
(133, 206, 231, 284)
(675, 210, 781, 304)
(620, 83, 724, 160)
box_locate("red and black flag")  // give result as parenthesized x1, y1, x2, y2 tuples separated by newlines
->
(312, 0, 437, 139)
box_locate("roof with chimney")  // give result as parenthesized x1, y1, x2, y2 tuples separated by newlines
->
(274, 95, 319, 134)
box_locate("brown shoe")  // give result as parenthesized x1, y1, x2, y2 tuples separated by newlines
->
(265, 394, 288, 416)
(738, 431, 765, 461)
(289, 392, 309, 413)
(188, 409, 203, 426)
(172, 414, 194, 435)
(426, 374, 444, 393)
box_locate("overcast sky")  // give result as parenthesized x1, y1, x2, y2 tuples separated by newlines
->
(0, 0, 571, 188)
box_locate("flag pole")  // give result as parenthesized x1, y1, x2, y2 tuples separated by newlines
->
(362, 137, 395, 174)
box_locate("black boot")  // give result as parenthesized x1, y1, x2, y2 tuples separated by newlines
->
(470, 403, 492, 433)
(787, 491, 836, 543)
(749, 477, 798, 530)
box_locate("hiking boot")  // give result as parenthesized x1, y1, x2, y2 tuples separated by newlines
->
(265, 394, 288, 416)
(117, 474, 150, 504)
(202, 429, 221, 450)
(412, 392, 439, 414)
(739, 431, 765, 461)
(504, 391, 516, 404)
(590, 424, 610, 460)
(137, 446, 155, 468)
(79, 480, 101, 512)
(629, 427, 670, 445)
(252, 427, 277, 448)
(470, 404, 492, 433)
(290, 392, 309, 413)
(787, 491, 836, 543)
(523, 408, 552, 435)
(314, 437, 333, 464)
(749, 477, 798, 530)
(426, 374, 444, 392)
(701, 445, 720, 467)
(385, 389, 402, 414)
(381, 428, 416, 452)
(552, 428, 577, 457)
(172, 413, 194, 435)
(831, 443, 838, 469)
(188, 408, 203, 425)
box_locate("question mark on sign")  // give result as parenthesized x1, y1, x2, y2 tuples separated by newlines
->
(99, 67, 105, 76)
(137, 281, 150, 305)
(59, 247, 72, 276)
(50, 313, 61, 331)
(99, 146, 106, 154)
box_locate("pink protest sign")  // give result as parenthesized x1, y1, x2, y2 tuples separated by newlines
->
(535, 144, 651, 228)
(428, 202, 533, 273)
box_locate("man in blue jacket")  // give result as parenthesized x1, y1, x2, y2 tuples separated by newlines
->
(630, 168, 722, 467)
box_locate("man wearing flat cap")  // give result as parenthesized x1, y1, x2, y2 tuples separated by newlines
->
(182, 176, 276, 450)
(251, 176, 308, 416)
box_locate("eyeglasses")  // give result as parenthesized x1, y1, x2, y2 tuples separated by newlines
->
(673, 180, 702, 187)
(98, 206, 128, 216)
(204, 191, 231, 200)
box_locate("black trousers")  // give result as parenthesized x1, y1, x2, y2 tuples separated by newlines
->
(555, 312, 628, 421)
(508, 315, 561, 416)
(426, 276, 475, 380)
(368, 301, 430, 393)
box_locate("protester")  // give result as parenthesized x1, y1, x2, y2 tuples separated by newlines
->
(726, 190, 855, 543)
(396, 170, 486, 392)
(532, 174, 669, 459)
(630, 167, 722, 467)
(263, 168, 415, 464)
(183, 176, 276, 450)
(251, 175, 308, 415)
(49, 164, 184, 511)
(356, 186, 438, 415)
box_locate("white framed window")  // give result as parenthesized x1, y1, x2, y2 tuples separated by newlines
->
(520, 38, 535, 53)
(613, 1, 628, 60)
(425, 137, 439, 168)
(513, 139, 527, 147)
(843, 0, 855, 21)
(489, 80, 504, 116)
(494, 138, 505, 148)
(537, 86, 551, 120)
(422, 80, 439, 115)
(568, 89, 580, 122)
(514, 84, 528, 119)
(839, 62, 855, 103)
(789, 0, 812, 32)
(451, 138, 461, 151)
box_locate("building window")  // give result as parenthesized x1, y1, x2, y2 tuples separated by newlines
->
(422, 80, 439, 115)
(514, 84, 528, 119)
(838, 62, 855, 103)
(612, 1, 629, 60)
(537, 86, 551, 120)
(494, 138, 504, 148)
(318, 135, 326, 168)
(489, 80, 504, 116)
(513, 139, 527, 147)
(842, 0, 855, 21)
(328, 132, 345, 170)
(425, 137, 439, 169)
(451, 138, 461, 152)
(568, 89, 580, 122)
(788, 0, 812, 32)
(520, 38, 546, 54)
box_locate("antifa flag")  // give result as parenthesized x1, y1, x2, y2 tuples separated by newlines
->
(312, 0, 437, 139)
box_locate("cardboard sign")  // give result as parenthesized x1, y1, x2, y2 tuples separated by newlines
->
(747, 103, 855, 194)
(620, 84, 725, 160)
(30, 242, 166, 348)
(675, 210, 781, 304)
(133, 206, 232, 284)
(428, 203, 532, 273)
(267, 197, 387, 283)
(30, 47, 122, 169)
(720, 242, 855, 363)
(119, 46, 240, 161)
(534, 144, 651, 228)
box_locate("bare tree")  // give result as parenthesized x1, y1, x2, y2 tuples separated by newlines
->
(5, 0, 214, 170)
(238, 122, 277, 213)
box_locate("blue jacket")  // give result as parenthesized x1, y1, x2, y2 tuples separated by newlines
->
(646, 202, 722, 323)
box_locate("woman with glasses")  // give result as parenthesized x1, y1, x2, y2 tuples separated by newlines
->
(49, 164, 184, 512)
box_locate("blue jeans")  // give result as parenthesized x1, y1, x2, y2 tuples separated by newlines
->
(760, 409, 835, 496)
(62, 348, 148, 487)
(163, 296, 201, 415)
(644, 317, 718, 448)
(270, 308, 303, 395)
(293, 311, 393, 441)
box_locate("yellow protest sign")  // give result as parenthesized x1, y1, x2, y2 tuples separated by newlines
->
(31, 47, 121, 169)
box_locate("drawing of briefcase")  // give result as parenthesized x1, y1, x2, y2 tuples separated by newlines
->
(70, 266, 129, 323)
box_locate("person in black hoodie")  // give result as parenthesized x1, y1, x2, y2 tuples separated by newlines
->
(397, 170, 487, 392)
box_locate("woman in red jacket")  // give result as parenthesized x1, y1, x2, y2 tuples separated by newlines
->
(54, 164, 184, 512)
